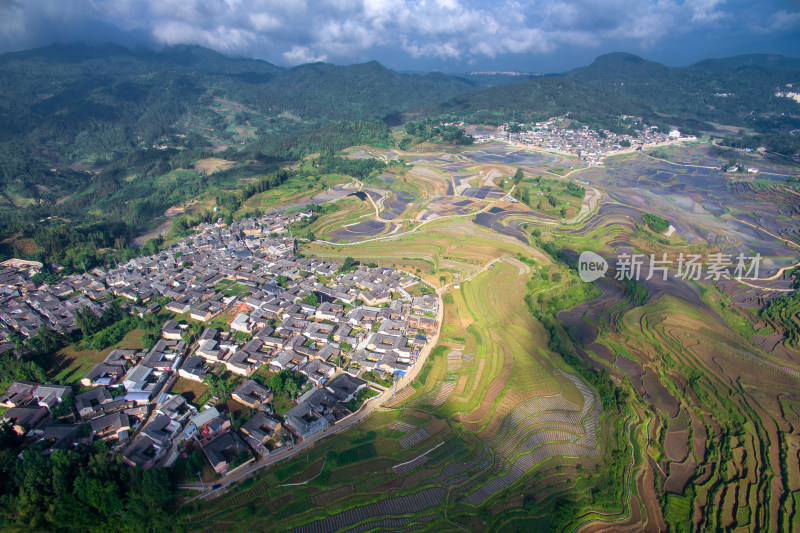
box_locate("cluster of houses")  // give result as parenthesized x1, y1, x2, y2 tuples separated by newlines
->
(469, 118, 688, 164)
(0, 263, 109, 346)
(0, 210, 439, 476)
(0, 381, 74, 436)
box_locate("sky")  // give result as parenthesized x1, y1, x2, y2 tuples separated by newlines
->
(0, 0, 799, 73)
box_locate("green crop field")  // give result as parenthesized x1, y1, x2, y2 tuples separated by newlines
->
(178, 214, 621, 532)
(169, 142, 800, 533)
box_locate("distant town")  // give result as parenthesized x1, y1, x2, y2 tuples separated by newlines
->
(471, 118, 693, 163)
(0, 210, 438, 479)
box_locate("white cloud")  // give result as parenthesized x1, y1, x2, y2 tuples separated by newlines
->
(0, 0, 793, 66)
(403, 38, 463, 60)
(686, 0, 727, 23)
(250, 12, 280, 32)
(752, 9, 800, 33)
(150, 20, 257, 53)
(283, 45, 327, 64)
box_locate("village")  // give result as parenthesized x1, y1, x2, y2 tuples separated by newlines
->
(470, 117, 689, 163)
(0, 210, 439, 480)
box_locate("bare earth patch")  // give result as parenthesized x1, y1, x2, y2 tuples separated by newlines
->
(194, 157, 235, 175)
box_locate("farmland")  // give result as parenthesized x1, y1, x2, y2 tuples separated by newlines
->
(179, 221, 618, 532)
(179, 139, 800, 532)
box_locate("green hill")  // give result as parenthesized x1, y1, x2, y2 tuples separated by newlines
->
(2, 44, 799, 263)
(569, 52, 800, 130)
(0, 42, 474, 210)
(428, 75, 652, 126)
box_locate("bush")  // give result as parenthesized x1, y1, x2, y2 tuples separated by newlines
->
(85, 315, 139, 351)
(642, 213, 670, 233)
(347, 388, 379, 411)
(362, 371, 392, 388)
(0, 353, 47, 386)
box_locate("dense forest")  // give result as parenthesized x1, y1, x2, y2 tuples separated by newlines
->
(426, 52, 800, 145)
(569, 52, 800, 134)
(720, 132, 800, 157)
(427, 76, 654, 128)
(427, 53, 800, 156)
(0, 439, 174, 531)
(0, 43, 471, 208)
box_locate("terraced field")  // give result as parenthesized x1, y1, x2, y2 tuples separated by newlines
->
(461, 371, 601, 506)
(304, 196, 375, 240)
(179, 140, 800, 533)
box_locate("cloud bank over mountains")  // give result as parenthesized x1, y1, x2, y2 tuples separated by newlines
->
(1, 0, 798, 70)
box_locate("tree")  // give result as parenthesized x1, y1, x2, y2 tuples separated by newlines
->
(75, 307, 103, 337)
(338, 256, 358, 273)
(25, 327, 68, 358)
(203, 373, 233, 401)
(0, 444, 175, 531)
(100, 300, 122, 325)
(513, 167, 524, 185)
(269, 370, 306, 399)
(642, 213, 670, 233)
(52, 394, 75, 418)
(0, 352, 47, 384)
(551, 498, 577, 526)
(141, 332, 158, 351)
(302, 293, 319, 306)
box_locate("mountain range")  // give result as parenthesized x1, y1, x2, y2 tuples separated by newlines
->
(0, 42, 797, 249)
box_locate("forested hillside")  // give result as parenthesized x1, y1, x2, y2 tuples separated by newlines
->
(569, 52, 800, 131)
(0, 43, 477, 266)
(428, 75, 653, 127)
(2, 43, 798, 269)
(0, 43, 474, 211)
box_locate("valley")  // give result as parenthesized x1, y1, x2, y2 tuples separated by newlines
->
(171, 137, 800, 531)
(0, 41, 799, 533)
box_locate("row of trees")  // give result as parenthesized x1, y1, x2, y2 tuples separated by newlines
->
(312, 150, 387, 179)
(214, 169, 292, 214)
(17, 300, 152, 373)
(528, 241, 625, 412)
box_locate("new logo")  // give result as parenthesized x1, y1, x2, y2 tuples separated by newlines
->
(578, 251, 608, 282)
